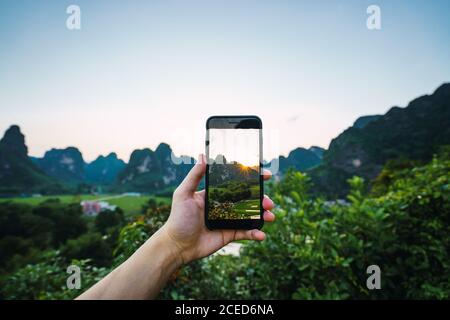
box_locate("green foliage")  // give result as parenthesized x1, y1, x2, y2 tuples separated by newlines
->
(112, 221, 150, 266)
(95, 208, 125, 234)
(0, 201, 87, 271)
(1, 151, 449, 299)
(0, 200, 118, 298)
(46, 203, 88, 246)
(210, 181, 252, 203)
(1, 251, 109, 300)
(371, 158, 421, 196)
(62, 232, 113, 267)
(164, 153, 450, 299)
(113, 201, 171, 266)
(209, 180, 259, 219)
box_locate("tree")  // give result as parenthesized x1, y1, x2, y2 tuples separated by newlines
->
(95, 209, 124, 235)
(62, 232, 113, 267)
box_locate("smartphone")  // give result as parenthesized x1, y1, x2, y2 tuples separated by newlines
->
(205, 115, 264, 230)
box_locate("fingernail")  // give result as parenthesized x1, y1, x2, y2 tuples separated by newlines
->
(257, 231, 266, 240)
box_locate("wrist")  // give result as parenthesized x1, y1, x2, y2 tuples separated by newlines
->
(152, 225, 185, 268)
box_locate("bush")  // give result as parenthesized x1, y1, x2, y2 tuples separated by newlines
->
(95, 209, 125, 235)
(62, 232, 113, 267)
(1, 251, 109, 300)
(164, 154, 450, 299)
(1, 152, 448, 299)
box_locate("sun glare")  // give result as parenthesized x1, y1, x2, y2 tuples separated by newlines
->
(239, 163, 250, 172)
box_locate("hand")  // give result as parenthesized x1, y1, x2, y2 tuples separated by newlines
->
(161, 154, 275, 265)
(77, 154, 274, 299)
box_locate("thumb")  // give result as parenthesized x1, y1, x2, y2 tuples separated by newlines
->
(176, 154, 206, 196)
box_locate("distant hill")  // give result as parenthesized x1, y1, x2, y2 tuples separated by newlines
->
(311, 83, 450, 197)
(6, 83, 447, 197)
(309, 146, 325, 159)
(277, 147, 324, 173)
(0, 124, 326, 195)
(85, 153, 126, 185)
(0, 126, 63, 195)
(208, 155, 259, 186)
(1, 129, 194, 194)
(115, 143, 194, 193)
(33, 147, 86, 183)
(353, 115, 382, 129)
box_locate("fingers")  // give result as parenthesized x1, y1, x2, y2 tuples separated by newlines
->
(263, 169, 272, 181)
(176, 154, 206, 196)
(225, 212, 274, 243)
(196, 189, 206, 199)
(262, 195, 274, 211)
(234, 229, 266, 241)
(263, 210, 275, 222)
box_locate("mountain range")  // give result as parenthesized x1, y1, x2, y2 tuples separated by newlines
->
(31, 150, 126, 185)
(0, 126, 322, 196)
(0, 83, 448, 197)
(310, 82, 450, 197)
(208, 155, 260, 186)
(0, 126, 198, 195)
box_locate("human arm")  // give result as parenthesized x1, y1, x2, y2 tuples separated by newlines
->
(77, 154, 275, 299)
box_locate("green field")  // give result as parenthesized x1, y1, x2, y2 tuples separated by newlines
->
(233, 199, 260, 217)
(0, 194, 171, 215)
(107, 195, 170, 215)
(209, 180, 261, 219)
(250, 185, 260, 198)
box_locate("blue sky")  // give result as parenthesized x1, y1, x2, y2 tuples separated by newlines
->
(0, 0, 449, 161)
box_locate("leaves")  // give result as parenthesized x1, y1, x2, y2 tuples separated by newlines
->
(1, 150, 449, 299)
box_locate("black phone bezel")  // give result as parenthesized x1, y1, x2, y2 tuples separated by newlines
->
(205, 115, 264, 230)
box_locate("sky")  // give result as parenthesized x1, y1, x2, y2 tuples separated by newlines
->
(209, 129, 259, 167)
(0, 0, 449, 162)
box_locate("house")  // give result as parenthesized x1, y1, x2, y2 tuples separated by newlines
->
(81, 200, 117, 216)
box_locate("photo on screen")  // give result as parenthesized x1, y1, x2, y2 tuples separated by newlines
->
(208, 128, 261, 220)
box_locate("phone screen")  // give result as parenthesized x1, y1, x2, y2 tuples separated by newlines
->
(206, 122, 262, 224)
